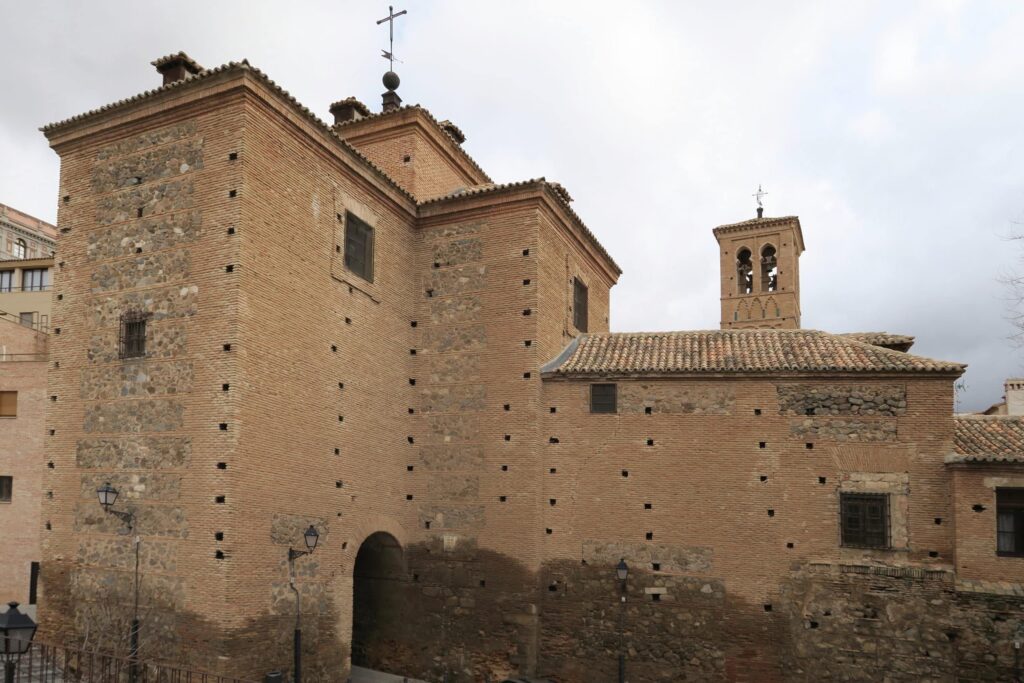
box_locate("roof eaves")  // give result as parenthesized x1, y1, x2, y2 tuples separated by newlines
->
(41, 60, 417, 207)
(335, 104, 492, 183)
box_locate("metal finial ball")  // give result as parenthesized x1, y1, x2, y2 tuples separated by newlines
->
(383, 71, 400, 91)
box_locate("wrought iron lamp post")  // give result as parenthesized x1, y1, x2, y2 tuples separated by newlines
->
(96, 482, 140, 683)
(615, 559, 629, 683)
(287, 526, 319, 683)
(0, 601, 38, 683)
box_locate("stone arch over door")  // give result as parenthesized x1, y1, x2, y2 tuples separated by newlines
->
(351, 531, 408, 672)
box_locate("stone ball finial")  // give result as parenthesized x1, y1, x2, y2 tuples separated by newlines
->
(383, 71, 400, 91)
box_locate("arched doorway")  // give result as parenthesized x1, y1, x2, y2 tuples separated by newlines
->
(351, 532, 406, 670)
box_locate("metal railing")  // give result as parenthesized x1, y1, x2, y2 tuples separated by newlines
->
(6, 642, 259, 683)
(0, 311, 48, 334)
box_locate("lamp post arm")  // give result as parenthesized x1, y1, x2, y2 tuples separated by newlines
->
(104, 507, 135, 531)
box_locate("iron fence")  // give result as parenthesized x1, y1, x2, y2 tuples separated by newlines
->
(5, 642, 259, 683)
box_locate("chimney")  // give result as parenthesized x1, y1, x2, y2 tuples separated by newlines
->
(151, 52, 203, 86)
(329, 98, 371, 126)
(1005, 379, 1024, 415)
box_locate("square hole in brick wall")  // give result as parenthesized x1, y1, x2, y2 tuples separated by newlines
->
(229, 152, 238, 161)
(222, 384, 230, 391)
(406, 494, 413, 500)
(334, 448, 340, 455)
(754, 408, 762, 415)
(219, 423, 228, 431)
(501, 465, 508, 471)
(336, 481, 344, 488)
(550, 407, 556, 413)
(217, 462, 227, 469)
(425, 521, 431, 529)
(215, 550, 225, 560)
(646, 439, 654, 446)
(934, 517, 942, 525)
(645, 532, 654, 540)
(651, 593, 661, 602)
(767, 509, 775, 517)
(622, 470, 629, 477)
(549, 468, 557, 474)
(545, 528, 552, 534)
(759, 442, 766, 449)
(499, 496, 507, 502)
(522, 249, 530, 256)
(523, 279, 531, 285)
(549, 499, 556, 506)
(215, 532, 224, 541)
(223, 344, 232, 351)
(215, 496, 226, 504)
(645, 407, 652, 415)
(652, 562, 660, 571)
(786, 542, 794, 548)
(806, 443, 814, 450)
(228, 227, 236, 235)
(523, 372, 532, 379)
(504, 435, 511, 441)
(524, 340, 532, 347)
(763, 604, 773, 612)
(407, 436, 414, 444)
(760, 475, 768, 482)
(644, 503, 652, 509)
(818, 476, 827, 484)
(479, 579, 486, 587)
(504, 404, 511, 411)
(407, 465, 414, 471)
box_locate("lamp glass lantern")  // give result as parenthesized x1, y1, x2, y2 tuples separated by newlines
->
(96, 482, 119, 508)
(616, 558, 629, 582)
(303, 525, 319, 552)
(0, 602, 38, 658)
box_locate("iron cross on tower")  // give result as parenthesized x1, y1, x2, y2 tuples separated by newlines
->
(753, 184, 768, 218)
(377, 5, 407, 71)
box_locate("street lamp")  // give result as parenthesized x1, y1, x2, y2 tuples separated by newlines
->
(288, 526, 319, 683)
(0, 602, 38, 683)
(95, 483, 140, 683)
(616, 559, 628, 683)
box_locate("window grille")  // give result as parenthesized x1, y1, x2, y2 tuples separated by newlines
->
(573, 277, 588, 332)
(119, 310, 149, 359)
(590, 383, 617, 414)
(997, 488, 1024, 557)
(840, 493, 890, 549)
(344, 212, 374, 283)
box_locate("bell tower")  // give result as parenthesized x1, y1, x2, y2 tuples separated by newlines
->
(714, 213, 805, 329)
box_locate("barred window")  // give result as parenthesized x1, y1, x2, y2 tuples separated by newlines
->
(344, 212, 374, 283)
(119, 311, 149, 359)
(997, 488, 1024, 557)
(840, 493, 890, 549)
(0, 476, 11, 502)
(573, 277, 588, 332)
(590, 383, 617, 414)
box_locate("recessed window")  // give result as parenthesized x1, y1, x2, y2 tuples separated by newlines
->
(0, 476, 11, 502)
(590, 383, 617, 414)
(0, 392, 17, 418)
(573, 277, 589, 332)
(344, 212, 374, 283)
(21, 268, 49, 292)
(119, 311, 149, 359)
(840, 493, 890, 549)
(997, 488, 1024, 557)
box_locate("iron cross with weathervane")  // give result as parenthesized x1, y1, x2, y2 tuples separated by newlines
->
(377, 5, 407, 71)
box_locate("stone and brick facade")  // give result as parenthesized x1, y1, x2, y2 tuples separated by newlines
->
(32, 51, 1024, 682)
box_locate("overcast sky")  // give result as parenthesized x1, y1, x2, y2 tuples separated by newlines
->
(2, 1, 1022, 411)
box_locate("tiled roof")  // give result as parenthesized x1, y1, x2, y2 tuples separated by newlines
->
(542, 330, 965, 376)
(334, 104, 492, 183)
(330, 97, 371, 118)
(40, 61, 418, 205)
(838, 332, 915, 352)
(948, 416, 1024, 463)
(713, 215, 800, 232)
(420, 178, 621, 275)
(150, 52, 203, 73)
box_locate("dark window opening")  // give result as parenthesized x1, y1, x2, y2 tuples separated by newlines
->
(737, 248, 753, 294)
(573, 277, 589, 331)
(841, 493, 890, 549)
(0, 476, 12, 502)
(344, 212, 374, 282)
(997, 488, 1024, 557)
(761, 245, 778, 292)
(590, 383, 617, 414)
(29, 562, 39, 604)
(119, 311, 149, 359)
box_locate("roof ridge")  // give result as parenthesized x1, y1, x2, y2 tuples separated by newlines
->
(334, 103, 492, 184)
(41, 60, 418, 206)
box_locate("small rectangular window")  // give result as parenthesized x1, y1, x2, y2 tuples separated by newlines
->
(573, 277, 589, 332)
(0, 271, 12, 292)
(590, 383, 617, 414)
(0, 476, 11, 502)
(840, 493, 889, 549)
(344, 212, 374, 283)
(0, 392, 16, 418)
(29, 562, 39, 604)
(119, 311, 149, 359)
(997, 488, 1024, 557)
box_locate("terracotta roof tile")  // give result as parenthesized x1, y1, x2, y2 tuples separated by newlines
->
(420, 178, 620, 275)
(40, 61, 417, 205)
(949, 416, 1024, 463)
(150, 52, 203, 73)
(330, 97, 371, 118)
(335, 104, 492, 183)
(542, 330, 964, 376)
(838, 332, 915, 352)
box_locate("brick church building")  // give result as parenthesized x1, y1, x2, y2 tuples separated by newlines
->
(35, 52, 1024, 681)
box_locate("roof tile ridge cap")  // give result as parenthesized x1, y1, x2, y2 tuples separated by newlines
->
(417, 177, 547, 206)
